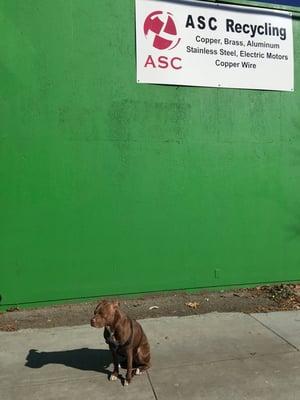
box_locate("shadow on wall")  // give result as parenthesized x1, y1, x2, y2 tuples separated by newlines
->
(288, 211, 300, 240)
(25, 348, 112, 376)
(289, 222, 300, 239)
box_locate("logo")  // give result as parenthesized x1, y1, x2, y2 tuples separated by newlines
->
(144, 11, 181, 50)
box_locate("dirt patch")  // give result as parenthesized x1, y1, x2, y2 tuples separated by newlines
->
(1, 284, 300, 332)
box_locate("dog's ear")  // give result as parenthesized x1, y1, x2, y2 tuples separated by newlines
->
(112, 300, 120, 308)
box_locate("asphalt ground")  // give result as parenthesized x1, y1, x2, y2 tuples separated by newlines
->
(1, 310, 300, 399)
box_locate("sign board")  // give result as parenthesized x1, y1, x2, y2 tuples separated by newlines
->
(135, 0, 294, 91)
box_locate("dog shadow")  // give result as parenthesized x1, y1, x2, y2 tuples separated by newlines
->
(25, 348, 113, 376)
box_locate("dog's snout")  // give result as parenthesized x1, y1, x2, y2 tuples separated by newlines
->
(90, 317, 96, 326)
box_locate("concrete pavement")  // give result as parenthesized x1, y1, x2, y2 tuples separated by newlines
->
(1, 311, 300, 399)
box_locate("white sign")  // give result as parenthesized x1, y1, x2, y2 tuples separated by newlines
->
(135, 0, 294, 91)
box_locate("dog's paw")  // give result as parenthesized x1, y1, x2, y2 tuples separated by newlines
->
(123, 379, 130, 386)
(109, 374, 118, 381)
(135, 368, 141, 376)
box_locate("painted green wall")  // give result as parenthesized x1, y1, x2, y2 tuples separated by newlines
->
(1, 0, 300, 307)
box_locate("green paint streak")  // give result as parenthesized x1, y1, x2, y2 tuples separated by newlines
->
(1, 0, 300, 306)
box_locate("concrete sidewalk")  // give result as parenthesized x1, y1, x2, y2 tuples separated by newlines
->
(1, 311, 300, 400)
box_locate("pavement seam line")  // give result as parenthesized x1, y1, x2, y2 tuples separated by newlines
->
(146, 370, 159, 400)
(249, 314, 300, 352)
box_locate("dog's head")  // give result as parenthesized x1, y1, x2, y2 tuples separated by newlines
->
(90, 300, 120, 328)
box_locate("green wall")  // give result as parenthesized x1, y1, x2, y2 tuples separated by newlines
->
(1, 0, 300, 307)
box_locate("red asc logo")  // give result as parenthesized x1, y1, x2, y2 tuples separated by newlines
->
(144, 55, 182, 69)
(143, 11, 182, 70)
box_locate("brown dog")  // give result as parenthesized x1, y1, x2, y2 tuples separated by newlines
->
(90, 300, 151, 385)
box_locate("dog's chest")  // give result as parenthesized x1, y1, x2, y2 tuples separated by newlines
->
(104, 323, 133, 353)
(104, 326, 120, 349)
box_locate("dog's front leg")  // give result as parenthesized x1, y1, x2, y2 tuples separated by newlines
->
(124, 349, 133, 385)
(109, 347, 119, 381)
